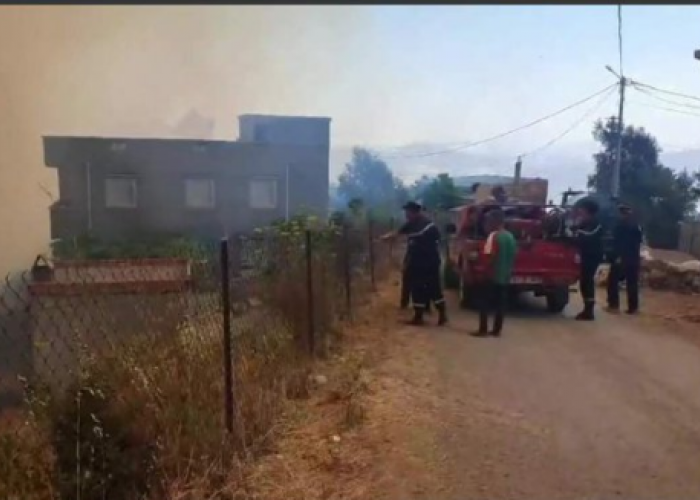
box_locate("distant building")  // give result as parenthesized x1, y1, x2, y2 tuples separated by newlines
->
(43, 114, 331, 241)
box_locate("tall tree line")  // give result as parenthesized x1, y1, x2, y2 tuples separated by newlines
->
(589, 117, 700, 249)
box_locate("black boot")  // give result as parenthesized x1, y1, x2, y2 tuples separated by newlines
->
(406, 308, 425, 326)
(575, 302, 595, 321)
(436, 302, 448, 326)
(470, 329, 489, 338)
(491, 314, 503, 337)
(471, 314, 489, 337)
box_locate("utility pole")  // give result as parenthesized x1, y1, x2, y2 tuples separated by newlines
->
(612, 77, 626, 200)
(606, 66, 626, 199)
(513, 156, 522, 201)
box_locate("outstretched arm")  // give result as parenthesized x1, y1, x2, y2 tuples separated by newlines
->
(380, 222, 411, 242)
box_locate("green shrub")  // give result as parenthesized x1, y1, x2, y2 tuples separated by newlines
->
(51, 234, 216, 261)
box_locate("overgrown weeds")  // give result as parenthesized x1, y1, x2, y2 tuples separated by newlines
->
(1, 308, 306, 500)
(0, 215, 394, 499)
(0, 411, 56, 500)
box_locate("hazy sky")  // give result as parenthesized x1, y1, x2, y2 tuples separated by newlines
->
(1, 5, 700, 276)
(336, 5, 700, 152)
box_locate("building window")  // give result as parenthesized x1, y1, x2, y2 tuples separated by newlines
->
(105, 176, 137, 208)
(184, 178, 216, 209)
(249, 178, 277, 209)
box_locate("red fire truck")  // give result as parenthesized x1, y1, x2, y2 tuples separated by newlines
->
(445, 202, 580, 313)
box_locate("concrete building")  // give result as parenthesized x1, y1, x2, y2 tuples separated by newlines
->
(43, 114, 331, 241)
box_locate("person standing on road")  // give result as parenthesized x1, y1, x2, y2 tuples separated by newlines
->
(471, 209, 517, 338)
(607, 204, 643, 315)
(572, 199, 603, 321)
(383, 201, 447, 326)
(400, 206, 432, 314)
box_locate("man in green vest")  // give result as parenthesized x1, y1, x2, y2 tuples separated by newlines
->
(471, 208, 517, 337)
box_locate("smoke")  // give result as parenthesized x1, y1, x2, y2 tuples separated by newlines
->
(0, 6, 371, 276)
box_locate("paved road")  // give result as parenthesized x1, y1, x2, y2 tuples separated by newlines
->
(381, 293, 700, 499)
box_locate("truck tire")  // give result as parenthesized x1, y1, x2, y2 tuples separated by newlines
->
(546, 287, 569, 313)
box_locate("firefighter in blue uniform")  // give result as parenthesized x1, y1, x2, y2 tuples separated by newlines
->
(607, 204, 643, 314)
(400, 204, 432, 314)
(384, 201, 447, 326)
(572, 198, 604, 321)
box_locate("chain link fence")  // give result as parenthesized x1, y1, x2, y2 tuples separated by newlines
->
(0, 218, 397, 500)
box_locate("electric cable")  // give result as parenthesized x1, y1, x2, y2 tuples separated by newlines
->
(384, 83, 619, 160)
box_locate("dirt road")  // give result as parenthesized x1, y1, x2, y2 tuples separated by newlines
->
(370, 291, 700, 500)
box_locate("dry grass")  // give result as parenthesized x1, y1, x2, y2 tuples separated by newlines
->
(0, 228, 400, 500)
(0, 303, 312, 500)
(237, 275, 422, 500)
(0, 412, 56, 500)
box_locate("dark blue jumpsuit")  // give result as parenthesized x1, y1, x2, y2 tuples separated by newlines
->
(398, 217, 445, 311)
(607, 219, 643, 312)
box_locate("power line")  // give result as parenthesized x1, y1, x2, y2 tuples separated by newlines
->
(629, 99, 700, 118)
(630, 84, 700, 111)
(384, 83, 619, 160)
(630, 80, 700, 105)
(521, 84, 618, 159)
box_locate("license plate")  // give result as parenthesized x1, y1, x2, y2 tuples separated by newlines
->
(511, 276, 542, 284)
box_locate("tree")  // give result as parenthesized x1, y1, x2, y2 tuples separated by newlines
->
(337, 147, 406, 216)
(413, 173, 463, 211)
(589, 117, 700, 248)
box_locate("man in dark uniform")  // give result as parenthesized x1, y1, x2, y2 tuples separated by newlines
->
(607, 204, 643, 314)
(400, 206, 432, 314)
(384, 201, 447, 326)
(573, 199, 604, 321)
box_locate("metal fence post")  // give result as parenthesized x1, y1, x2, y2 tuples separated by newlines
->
(342, 224, 352, 319)
(368, 218, 376, 290)
(305, 230, 315, 356)
(219, 238, 234, 433)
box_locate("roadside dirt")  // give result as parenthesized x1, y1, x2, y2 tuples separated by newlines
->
(648, 248, 697, 264)
(638, 289, 700, 327)
(244, 280, 700, 499)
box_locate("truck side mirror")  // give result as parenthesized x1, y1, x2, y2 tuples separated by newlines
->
(444, 223, 457, 235)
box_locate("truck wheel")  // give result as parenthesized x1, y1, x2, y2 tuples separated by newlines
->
(546, 288, 569, 313)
